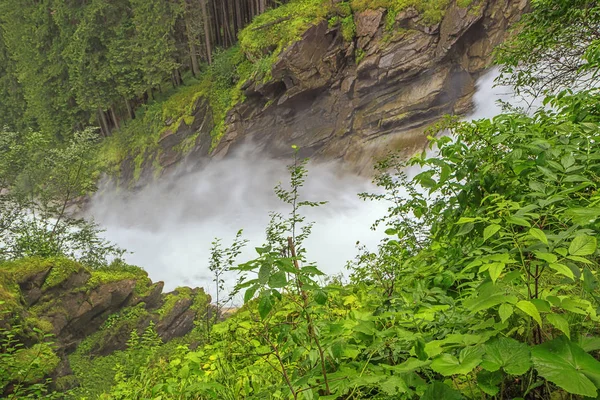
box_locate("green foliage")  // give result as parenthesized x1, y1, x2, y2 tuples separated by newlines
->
(496, 0, 600, 98)
(93, 88, 600, 400)
(0, 314, 62, 399)
(239, 0, 330, 62)
(349, 0, 463, 25)
(0, 128, 123, 267)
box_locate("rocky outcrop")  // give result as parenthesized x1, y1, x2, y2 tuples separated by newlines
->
(0, 258, 211, 390)
(115, 0, 526, 185)
(209, 0, 527, 174)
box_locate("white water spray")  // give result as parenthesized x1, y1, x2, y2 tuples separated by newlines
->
(89, 70, 516, 298)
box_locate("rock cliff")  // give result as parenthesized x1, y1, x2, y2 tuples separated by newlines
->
(128, 0, 527, 184)
(210, 0, 526, 174)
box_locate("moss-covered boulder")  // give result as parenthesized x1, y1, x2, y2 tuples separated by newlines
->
(0, 257, 211, 393)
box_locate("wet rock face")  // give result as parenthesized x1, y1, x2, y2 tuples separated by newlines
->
(1, 259, 210, 385)
(212, 0, 526, 174)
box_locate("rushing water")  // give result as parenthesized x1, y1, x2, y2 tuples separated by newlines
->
(89, 69, 517, 300)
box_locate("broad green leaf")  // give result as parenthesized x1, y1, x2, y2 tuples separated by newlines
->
(313, 289, 328, 305)
(457, 222, 474, 236)
(431, 346, 484, 376)
(268, 271, 287, 288)
(258, 294, 273, 319)
(379, 375, 408, 395)
(548, 263, 575, 280)
(537, 166, 557, 181)
(301, 266, 325, 276)
(383, 358, 430, 373)
(488, 263, 504, 283)
(457, 217, 478, 224)
(561, 154, 575, 169)
(546, 314, 570, 339)
(565, 207, 600, 225)
(258, 263, 271, 284)
(506, 216, 531, 227)
(579, 336, 600, 352)
(516, 301, 542, 326)
(244, 285, 259, 303)
(532, 336, 600, 397)
(534, 252, 557, 263)
(477, 370, 503, 396)
(530, 299, 551, 313)
(483, 224, 502, 242)
(481, 337, 531, 375)
(583, 267, 598, 292)
(499, 304, 514, 323)
(529, 228, 548, 244)
(568, 235, 597, 256)
(567, 255, 593, 264)
(421, 382, 464, 400)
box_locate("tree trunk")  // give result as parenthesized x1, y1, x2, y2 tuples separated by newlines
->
(200, 0, 212, 64)
(110, 106, 120, 130)
(185, 16, 200, 76)
(125, 97, 135, 120)
(97, 107, 110, 137)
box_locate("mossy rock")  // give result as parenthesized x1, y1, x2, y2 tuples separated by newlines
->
(7, 342, 60, 384)
(84, 261, 151, 296)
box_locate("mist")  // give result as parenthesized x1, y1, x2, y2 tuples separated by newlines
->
(88, 69, 516, 299)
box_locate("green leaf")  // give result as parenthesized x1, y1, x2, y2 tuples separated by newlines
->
(488, 263, 505, 283)
(532, 336, 600, 397)
(301, 266, 325, 276)
(258, 294, 274, 319)
(535, 252, 557, 263)
(528, 228, 548, 244)
(537, 166, 557, 181)
(579, 336, 600, 352)
(268, 271, 287, 288)
(481, 337, 531, 375)
(421, 382, 464, 400)
(313, 289, 328, 305)
(546, 314, 570, 339)
(516, 301, 542, 326)
(568, 235, 597, 256)
(431, 346, 484, 376)
(583, 267, 598, 292)
(244, 285, 259, 303)
(498, 304, 514, 323)
(547, 263, 574, 280)
(477, 370, 503, 396)
(457, 222, 475, 236)
(258, 263, 271, 284)
(506, 216, 531, 227)
(379, 375, 408, 395)
(457, 217, 478, 224)
(483, 224, 502, 242)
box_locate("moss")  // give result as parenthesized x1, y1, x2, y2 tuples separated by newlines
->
(42, 258, 86, 290)
(24, 316, 54, 334)
(355, 47, 366, 64)
(0, 257, 53, 285)
(54, 374, 79, 392)
(350, 0, 454, 25)
(239, 0, 330, 62)
(85, 261, 151, 296)
(158, 287, 193, 319)
(9, 343, 60, 383)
